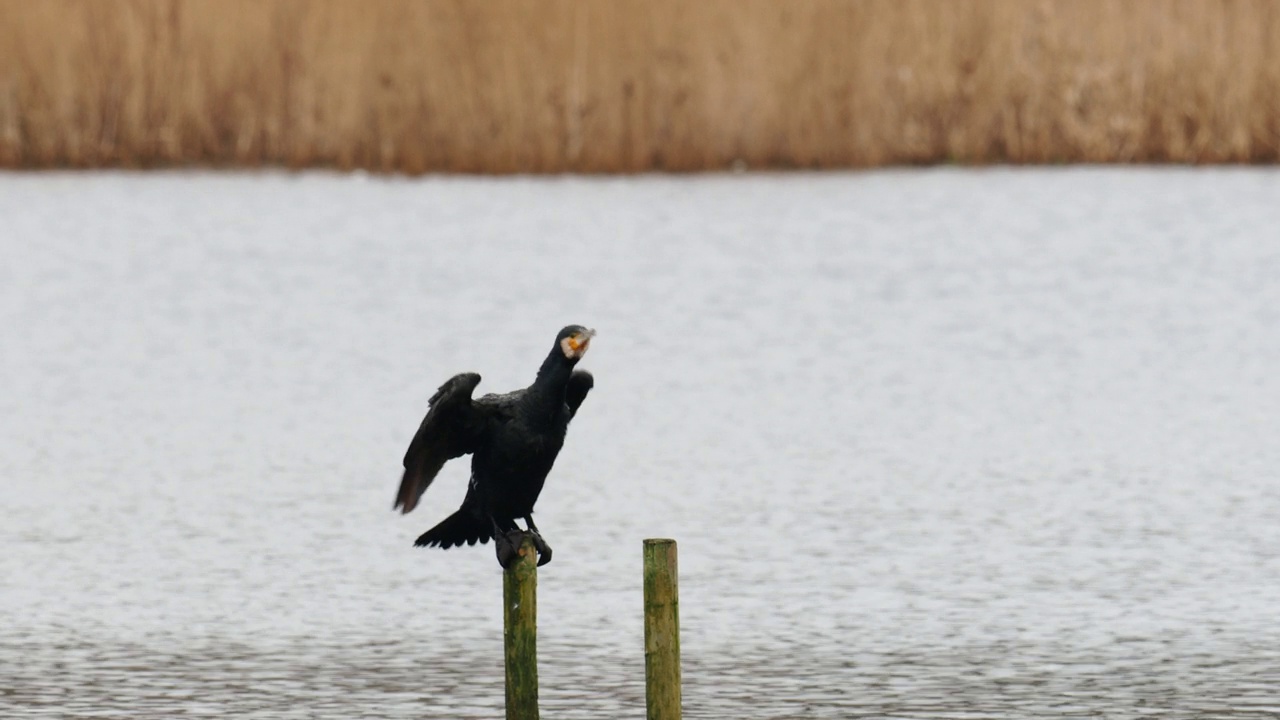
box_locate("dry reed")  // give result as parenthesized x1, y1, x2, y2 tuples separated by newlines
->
(1, 0, 1278, 172)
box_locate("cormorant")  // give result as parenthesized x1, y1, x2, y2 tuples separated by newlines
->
(394, 325, 595, 568)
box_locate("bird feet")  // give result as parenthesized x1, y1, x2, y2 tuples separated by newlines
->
(494, 529, 553, 568)
(495, 529, 526, 569)
(529, 530, 553, 567)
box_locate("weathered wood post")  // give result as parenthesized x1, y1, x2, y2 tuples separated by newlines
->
(504, 535, 539, 720)
(643, 538, 682, 720)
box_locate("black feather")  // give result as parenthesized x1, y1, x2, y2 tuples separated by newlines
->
(393, 326, 595, 567)
(394, 372, 483, 514)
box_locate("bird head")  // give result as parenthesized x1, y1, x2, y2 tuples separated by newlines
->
(557, 325, 596, 360)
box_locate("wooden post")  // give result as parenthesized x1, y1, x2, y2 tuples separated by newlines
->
(643, 538, 681, 720)
(504, 535, 539, 720)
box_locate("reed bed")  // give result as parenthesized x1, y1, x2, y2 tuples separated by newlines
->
(1, 0, 1278, 172)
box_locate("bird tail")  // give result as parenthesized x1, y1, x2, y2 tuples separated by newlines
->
(414, 508, 491, 549)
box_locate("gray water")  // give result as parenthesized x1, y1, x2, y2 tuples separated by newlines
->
(2, 169, 1279, 719)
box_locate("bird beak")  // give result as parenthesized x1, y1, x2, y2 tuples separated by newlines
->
(568, 329, 596, 354)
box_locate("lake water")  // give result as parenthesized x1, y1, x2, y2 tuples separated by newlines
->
(2, 169, 1279, 719)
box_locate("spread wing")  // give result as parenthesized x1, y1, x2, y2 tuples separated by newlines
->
(394, 372, 484, 514)
(566, 370, 593, 419)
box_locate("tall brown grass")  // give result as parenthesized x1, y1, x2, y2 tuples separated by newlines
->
(1, 0, 1278, 172)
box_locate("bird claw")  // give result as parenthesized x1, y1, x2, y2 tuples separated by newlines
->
(495, 529, 526, 569)
(494, 529, 553, 568)
(529, 531, 553, 567)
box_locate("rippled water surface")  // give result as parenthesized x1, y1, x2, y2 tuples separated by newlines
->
(3, 169, 1279, 718)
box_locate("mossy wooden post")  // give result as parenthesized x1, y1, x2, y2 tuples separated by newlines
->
(503, 535, 539, 720)
(643, 538, 681, 720)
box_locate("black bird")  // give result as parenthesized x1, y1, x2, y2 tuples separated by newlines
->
(394, 325, 595, 568)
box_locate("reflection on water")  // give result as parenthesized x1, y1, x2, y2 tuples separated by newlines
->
(2, 169, 1279, 718)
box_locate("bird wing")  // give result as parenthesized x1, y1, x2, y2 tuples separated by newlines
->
(566, 370, 594, 419)
(394, 372, 484, 514)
